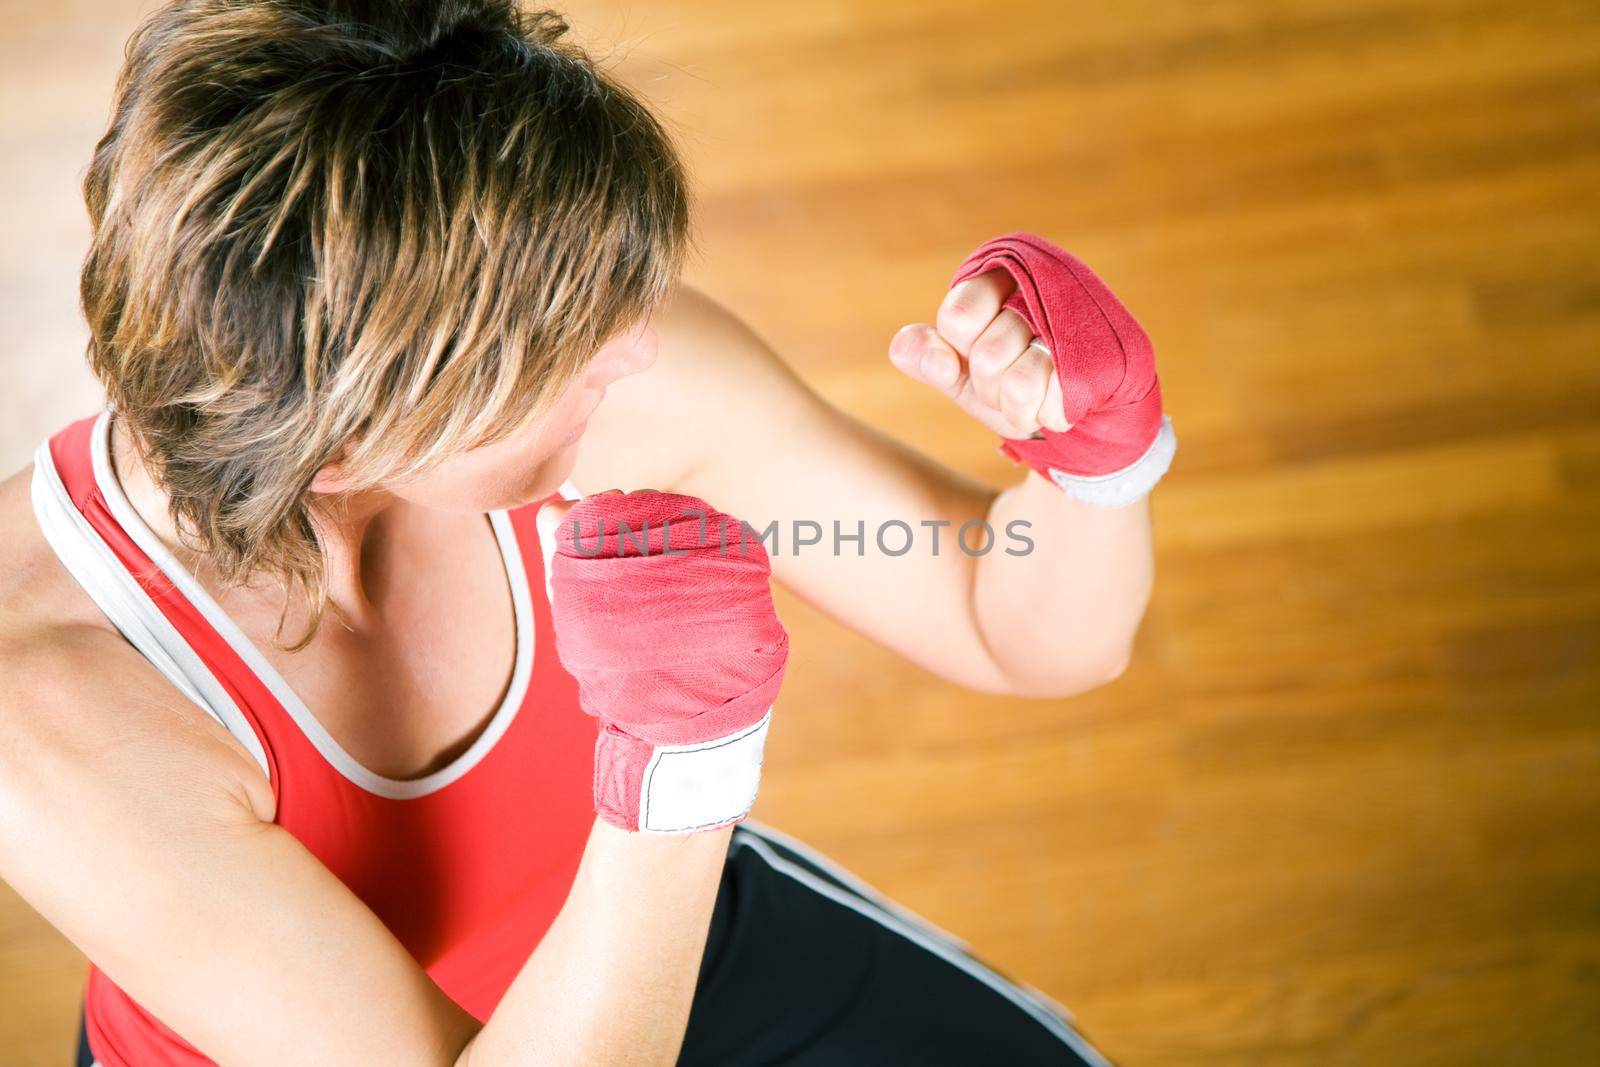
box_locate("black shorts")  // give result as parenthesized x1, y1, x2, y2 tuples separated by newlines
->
(678, 820, 1109, 1065)
(78, 821, 1110, 1065)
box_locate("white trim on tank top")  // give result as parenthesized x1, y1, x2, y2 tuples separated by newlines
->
(31, 431, 274, 778)
(31, 406, 580, 800)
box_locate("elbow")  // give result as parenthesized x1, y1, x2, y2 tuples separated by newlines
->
(1090, 642, 1134, 688)
(999, 637, 1135, 700)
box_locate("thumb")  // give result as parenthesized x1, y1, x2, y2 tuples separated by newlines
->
(535, 497, 576, 547)
(536, 488, 624, 548)
(536, 490, 615, 612)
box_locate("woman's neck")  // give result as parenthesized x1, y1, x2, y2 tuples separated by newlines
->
(108, 411, 396, 634)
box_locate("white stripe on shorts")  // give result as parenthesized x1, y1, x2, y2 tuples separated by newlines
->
(730, 825, 1112, 1066)
(739, 820, 1085, 1027)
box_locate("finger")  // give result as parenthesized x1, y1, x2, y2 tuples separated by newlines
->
(536, 498, 576, 544)
(1037, 362, 1071, 433)
(536, 489, 622, 541)
(998, 343, 1054, 437)
(889, 323, 966, 394)
(935, 268, 1017, 358)
(966, 307, 1035, 411)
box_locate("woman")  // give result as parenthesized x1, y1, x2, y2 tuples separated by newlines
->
(0, 1, 1170, 1063)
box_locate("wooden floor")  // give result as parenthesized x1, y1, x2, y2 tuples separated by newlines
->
(3, 0, 1598, 1063)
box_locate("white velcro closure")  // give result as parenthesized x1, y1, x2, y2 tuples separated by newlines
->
(1047, 414, 1178, 508)
(639, 711, 772, 834)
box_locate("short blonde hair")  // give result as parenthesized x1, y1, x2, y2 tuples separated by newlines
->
(81, 0, 694, 649)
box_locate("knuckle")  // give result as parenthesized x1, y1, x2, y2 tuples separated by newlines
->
(968, 337, 1008, 372)
(936, 297, 984, 338)
(999, 360, 1040, 400)
(1001, 377, 1035, 407)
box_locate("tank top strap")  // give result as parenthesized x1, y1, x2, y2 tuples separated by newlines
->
(31, 407, 588, 798)
(30, 408, 275, 779)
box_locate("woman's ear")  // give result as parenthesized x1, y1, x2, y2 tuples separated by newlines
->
(309, 450, 353, 495)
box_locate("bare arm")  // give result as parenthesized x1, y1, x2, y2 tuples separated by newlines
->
(0, 624, 726, 1067)
(469, 822, 728, 1067)
(573, 283, 1153, 698)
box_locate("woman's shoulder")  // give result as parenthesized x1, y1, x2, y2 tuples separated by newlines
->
(0, 461, 275, 824)
(571, 281, 819, 497)
(0, 458, 122, 638)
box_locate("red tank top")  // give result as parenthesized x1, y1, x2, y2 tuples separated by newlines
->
(38, 410, 598, 1066)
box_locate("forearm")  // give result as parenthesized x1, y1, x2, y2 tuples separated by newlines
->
(461, 820, 732, 1067)
(974, 468, 1154, 697)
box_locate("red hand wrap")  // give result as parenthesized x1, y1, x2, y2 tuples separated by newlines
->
(950, 232, 1174, 503)
(546, 491, 789, 832)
